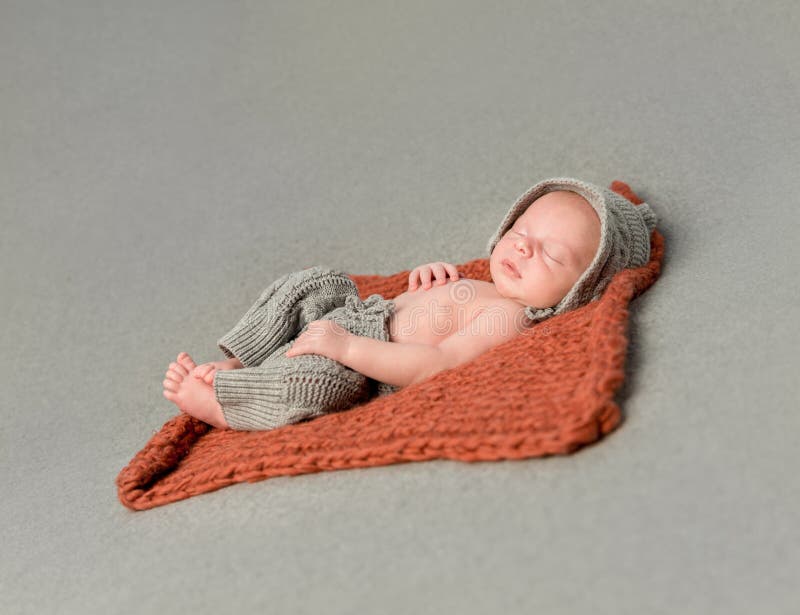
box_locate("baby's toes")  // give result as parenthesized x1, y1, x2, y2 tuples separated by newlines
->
(167, 362, 187, 380)
(163, 377, 179, 394)
(192, 364, 212, 379)
(177, 352, 197, 372)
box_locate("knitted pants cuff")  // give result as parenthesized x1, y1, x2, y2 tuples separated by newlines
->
(213, 356, 374, 432)
(217, 267, 358, 368)
(213, 364, 293, 431)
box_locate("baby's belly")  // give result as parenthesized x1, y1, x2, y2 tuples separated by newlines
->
(387, 283, 488, 346)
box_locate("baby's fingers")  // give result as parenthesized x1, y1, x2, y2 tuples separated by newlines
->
(408, 269, 420, 291)
(408, 263, 459, 291)
(419, 267, 434, 289)
(409, 267, 433, 291)
(202, 371, 215, 386)
(444, 263, 461, 281)
(285, 341, 304, 357)
(431, 263, 452, 285)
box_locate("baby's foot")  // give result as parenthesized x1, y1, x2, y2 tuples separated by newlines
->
(191, 357, 243, 385)
(163, 352, 228, 429)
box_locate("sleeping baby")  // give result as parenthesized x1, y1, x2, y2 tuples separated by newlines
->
(162, 176, 657, 430)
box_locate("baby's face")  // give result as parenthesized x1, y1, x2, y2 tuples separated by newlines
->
(490, 190, 601, 310)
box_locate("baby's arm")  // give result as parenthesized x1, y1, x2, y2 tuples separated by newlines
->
(340, 336, 447, 388)
(344, 309, 524, 388)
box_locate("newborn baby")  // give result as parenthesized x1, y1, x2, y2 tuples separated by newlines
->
(163, 177, 657, 430)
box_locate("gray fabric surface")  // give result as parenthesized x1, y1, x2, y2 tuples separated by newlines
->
(2, 1, 798, 613)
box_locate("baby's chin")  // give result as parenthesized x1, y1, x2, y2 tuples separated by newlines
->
(490, 263, 565, 309)
(502, 287, 563, 312)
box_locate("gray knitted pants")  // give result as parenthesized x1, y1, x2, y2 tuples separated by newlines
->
(212, 266, 400, 431)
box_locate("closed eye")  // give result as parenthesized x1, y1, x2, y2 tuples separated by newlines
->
(511, 230, 562, 264)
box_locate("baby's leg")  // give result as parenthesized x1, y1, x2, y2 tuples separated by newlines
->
(212, 339, 371, 431)
(217, 266, 359, 369)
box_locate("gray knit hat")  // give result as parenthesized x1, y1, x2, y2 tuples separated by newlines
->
(487, 177, 658, 324)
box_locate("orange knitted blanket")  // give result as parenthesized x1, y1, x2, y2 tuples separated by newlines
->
(117, 180, 663, 511)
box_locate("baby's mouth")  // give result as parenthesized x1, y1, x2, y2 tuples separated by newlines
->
(502, 259, 520, 278)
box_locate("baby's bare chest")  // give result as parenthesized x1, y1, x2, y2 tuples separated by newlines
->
(387, 279, 518, 346)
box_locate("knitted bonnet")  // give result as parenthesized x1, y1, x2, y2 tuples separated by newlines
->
(486, 177, 658, 324)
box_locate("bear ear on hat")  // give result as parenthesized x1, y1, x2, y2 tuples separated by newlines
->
(637, 202, 658, 234)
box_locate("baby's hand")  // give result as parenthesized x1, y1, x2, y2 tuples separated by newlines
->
(408, 262, 461, 292)
(285, 319, 351, 362)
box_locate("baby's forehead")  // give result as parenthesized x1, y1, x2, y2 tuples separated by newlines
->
(510, 193, 600, 252)
(534, 190, 591, 209)
(518, 191, 597, 223)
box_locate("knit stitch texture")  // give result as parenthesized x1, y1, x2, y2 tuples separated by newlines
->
(117, 180, 663, 511)
(212, 270, 400, 431)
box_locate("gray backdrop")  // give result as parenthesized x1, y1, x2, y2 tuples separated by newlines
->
(2, 1, 798, 613)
